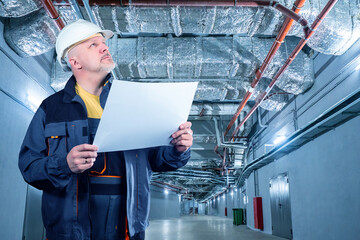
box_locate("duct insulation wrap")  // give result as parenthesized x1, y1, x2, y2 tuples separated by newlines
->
(3, 8, 60, 57)
(194, 82, 246, 101)
(252, 78, 290, 112)
(0, 0, 42, 17)
(288, 0, 360, 55)
(56, 5, 79, 25)
(232, 36, 313, 96)
(50, 35, 313, 105)
(111, 35, 259, 80)
(51, 60, 72, 92)
(73, 0, 360, 55)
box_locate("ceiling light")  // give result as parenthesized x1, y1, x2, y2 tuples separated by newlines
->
(356, 64, 360, 71)
(164, 189, 169, 195)
(273, 135, 286, 145)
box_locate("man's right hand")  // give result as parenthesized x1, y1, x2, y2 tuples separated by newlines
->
(67, 144, 98, 173)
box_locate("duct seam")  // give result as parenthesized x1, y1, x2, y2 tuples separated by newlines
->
(171, 6, 182, 36)
(167, 34, 174, 79)
(111, 7, 122, 36)
(92, 5, 104, 29)
(137, 37, 146, 78)
(195, 37, 203, 78)
(203, 7, 217, 34)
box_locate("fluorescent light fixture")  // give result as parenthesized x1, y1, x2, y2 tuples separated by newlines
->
(164, 189, 169, 195)
(273, 135, 286, 145)
(356, 64, 360, 71)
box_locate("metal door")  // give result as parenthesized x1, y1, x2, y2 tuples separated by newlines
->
(269, 173, 293, 239)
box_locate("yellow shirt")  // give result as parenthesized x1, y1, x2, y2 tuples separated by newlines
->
(75, 83, 103, 119)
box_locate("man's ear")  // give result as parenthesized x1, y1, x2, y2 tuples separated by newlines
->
(69, 56, 82, 70)
(69, 56, 82, 69)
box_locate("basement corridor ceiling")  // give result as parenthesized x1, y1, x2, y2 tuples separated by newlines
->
(1, 0, 359, 201)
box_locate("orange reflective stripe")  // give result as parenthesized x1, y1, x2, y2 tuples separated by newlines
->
(89, 152, 107, 175)
(125, 217, 130, 240)
(88, 174, 122, 178)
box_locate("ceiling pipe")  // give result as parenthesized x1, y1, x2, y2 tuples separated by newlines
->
(213, 118, 247, 149)
(151, 183, 181, 193)
(230, 0, 339, 138)
(224, 0, 306, 138)
(82, 0, 97, 23)
(212, 117, 247, 175)
(40, 0, 65, 30)
(151, 180, 187, 193)
(257, 108, 268, 128)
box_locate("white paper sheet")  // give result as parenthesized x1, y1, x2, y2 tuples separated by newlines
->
(93, 80, 198, 152)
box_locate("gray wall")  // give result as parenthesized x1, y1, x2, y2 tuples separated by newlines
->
(245, 116, 360, 239)
(0, 20, 53, 240)
(149, 185, 181, 220)
(207, 188, 243, 219)
(242, 39, 360, 239)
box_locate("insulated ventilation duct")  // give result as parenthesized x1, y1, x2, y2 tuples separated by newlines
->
(76, 0, 360, 55)
(110, 36, 259, 80)
(0, 0, 42, 17)
(50, 35, 312, 111)
(3, 1, 359, 57)
(3, 8, 60, 57)
(254, 78, 290, 112)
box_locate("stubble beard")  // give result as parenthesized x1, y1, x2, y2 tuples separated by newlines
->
(98, 59, 116, 73)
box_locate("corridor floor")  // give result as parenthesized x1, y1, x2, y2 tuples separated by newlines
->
(146, 215, 286, 240)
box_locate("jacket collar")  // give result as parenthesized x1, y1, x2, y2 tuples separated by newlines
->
(63, 73, 113, 104)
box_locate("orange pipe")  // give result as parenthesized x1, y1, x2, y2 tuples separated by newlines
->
(230, 0, 339, 138)
(41, 0, 65, 30)
(223, 0, 306, 138)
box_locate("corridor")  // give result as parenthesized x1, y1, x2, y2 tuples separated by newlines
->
(147, 216, 286, 240)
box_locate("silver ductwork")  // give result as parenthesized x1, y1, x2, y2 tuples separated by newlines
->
(50, 35, 312, 107)
(87, 1, 360, 55)
(109, 36, 312, 91)
(0, 0, 42, 18)
(3, 1, 359, 58)
(3, 8, 59, 57)
(110, 36, 259, 80)
(251, 77, 291, 112)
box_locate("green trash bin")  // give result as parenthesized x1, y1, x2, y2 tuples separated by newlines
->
(232, 208, 244, 225)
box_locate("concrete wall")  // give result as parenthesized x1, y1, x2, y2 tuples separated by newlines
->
(149, 185, 181, 220)
(242, 39, 360, 239)
(0, 20, 54, 240)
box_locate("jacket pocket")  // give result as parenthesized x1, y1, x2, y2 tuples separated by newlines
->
(45, 122, 67, 156)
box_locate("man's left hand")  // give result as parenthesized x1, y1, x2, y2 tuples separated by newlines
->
(171, 121, 193, 152)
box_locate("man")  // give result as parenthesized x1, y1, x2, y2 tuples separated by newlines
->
(19, 19, 192, 240)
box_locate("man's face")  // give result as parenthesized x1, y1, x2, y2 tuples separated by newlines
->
(68, 35, 115, 73)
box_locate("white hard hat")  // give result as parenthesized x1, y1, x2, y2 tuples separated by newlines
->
(55, 19, 114, 72)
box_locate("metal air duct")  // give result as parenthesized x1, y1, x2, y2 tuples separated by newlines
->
(0, 0, 42, 17)
(3, 8, 60, 57)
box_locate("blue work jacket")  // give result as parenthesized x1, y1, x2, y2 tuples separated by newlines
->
(18, 74, 190, 240)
